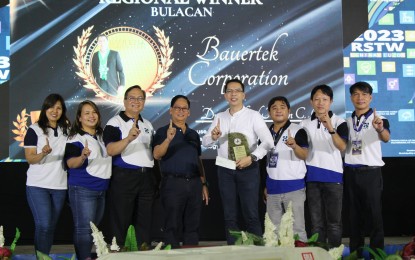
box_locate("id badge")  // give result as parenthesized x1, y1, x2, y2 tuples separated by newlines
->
(352, 139, 362, 155)
(268, 149, 279, 168)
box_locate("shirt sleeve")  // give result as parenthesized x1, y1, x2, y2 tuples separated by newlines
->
(152, 127, 167, 150)
(295, 128, 309, 148)
(382, 119, 390, 133)
(336, 121, 349, 140)
(24, 127, 38, 147)
(252, 113, 273, 159)
(103, 125, 122, 146)
(64, 142, 82, 161)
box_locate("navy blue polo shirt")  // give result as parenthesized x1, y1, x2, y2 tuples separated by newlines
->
(153, 123, 201, 176)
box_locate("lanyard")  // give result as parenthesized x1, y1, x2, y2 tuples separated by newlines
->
(352, 110, 373, 133)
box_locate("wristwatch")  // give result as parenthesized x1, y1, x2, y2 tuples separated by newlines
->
(250, 154, 258, 162)
(328, 129, 336, 135)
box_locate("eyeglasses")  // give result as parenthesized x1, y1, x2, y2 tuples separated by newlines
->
(126, 97, 145, 103)
(173, 106, 189, 112)
(225, 89, 244, 94)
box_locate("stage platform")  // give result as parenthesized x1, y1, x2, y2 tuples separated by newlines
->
(9, 237, 410, 260)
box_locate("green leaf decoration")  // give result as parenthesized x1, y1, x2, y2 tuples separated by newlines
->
(124, 225, 138, 251)
(294, 234, 300, 241)
(36, 250, 53, 260)
(164, 244, 171, 250)
(363, 246, 381, 260)
(307, 233, 319, 243)
(10, 227, 20, 253)
(343, 250, 358, 260)
(58, 255, 76, 260)
(376, 248, 388, 259)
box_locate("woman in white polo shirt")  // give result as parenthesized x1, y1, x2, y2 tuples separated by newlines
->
(64, 100, 111, 260)
(24, 94, 71, 256)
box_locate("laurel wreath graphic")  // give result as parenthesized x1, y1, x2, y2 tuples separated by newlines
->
(149, 26, 174, 95)
(12, 109, 29, 147)
(73, 26, 173, 102)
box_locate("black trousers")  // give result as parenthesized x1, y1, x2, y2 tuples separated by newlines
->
(344, 166, 384, 256)
(107, 166, 155, 247)
(160, 175, 202, 248)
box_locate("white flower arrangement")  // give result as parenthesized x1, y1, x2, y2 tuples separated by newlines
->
(0, 226, 4, 248)
(153, 242, 163, 251)
(263, 213, 278, 247)
(277, 201, 295, 247)
(328, 244, 344, 260)
(90, 222, 109, 257)
(110, 237, 120, 252)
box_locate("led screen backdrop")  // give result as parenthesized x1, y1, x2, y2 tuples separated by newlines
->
(0, 5, 9, 84)
(9, 0, 345, 159)
(344, 0, 415, 157)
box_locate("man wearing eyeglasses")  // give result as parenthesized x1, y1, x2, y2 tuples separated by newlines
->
(202, 79, 273, 244)
(103, 85, 156, 248)
(153, 95, 209, 248)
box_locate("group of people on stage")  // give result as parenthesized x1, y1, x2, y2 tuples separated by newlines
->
(23, 79, 390, 260)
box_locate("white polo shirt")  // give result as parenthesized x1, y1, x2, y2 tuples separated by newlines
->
(24, 123, 67, 189)
(103, 112, 154, 169)
(345, 109, 389, 167)
(299, 112, 348, 183)
(202, 106, 273, 160)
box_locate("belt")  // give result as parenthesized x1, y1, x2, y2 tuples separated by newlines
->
(136, 167, 151, 173)
(348, 166, 381, 171)
(113, 165, 152, 173)
(164, 174, 200, 180)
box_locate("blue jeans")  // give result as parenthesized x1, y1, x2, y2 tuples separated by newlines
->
(217, 163, 261, 245)
(307, 182, 343, 248)
(68, 185, 106, 260)
(26, 186, 67, 255)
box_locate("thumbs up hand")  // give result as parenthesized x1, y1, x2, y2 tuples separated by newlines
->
(167, 119, 176, 142)
(211, 118, 222, 141)
(285, 129, 297, 149)
(41, 138, 52, 155)
(372, 108, 384, 132)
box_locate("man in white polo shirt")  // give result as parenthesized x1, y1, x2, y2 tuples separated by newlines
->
(299, 84, 348, 248)
(103, 85, 156, 248)
(202, 78, 273, 244)
(344, 81, 390, 258)
(264, 96, 309, 242)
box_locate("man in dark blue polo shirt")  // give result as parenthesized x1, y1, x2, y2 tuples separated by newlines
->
(153, 95, 209, 248)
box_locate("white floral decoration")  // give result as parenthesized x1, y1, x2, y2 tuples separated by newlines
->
(153, 242, 163, 251)
(110, 237, 120, 252)
(277, 201, 295, 247)
(263, 213, 279, 247)
(90, 222, 109, 257)
(0, 225, 4, 247)
(241, 231, 248, 242)
(328, 244, 344, 260)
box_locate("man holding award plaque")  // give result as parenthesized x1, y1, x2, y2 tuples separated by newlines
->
(202, 78, 273, 245)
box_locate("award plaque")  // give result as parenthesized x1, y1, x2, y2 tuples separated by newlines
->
(228, 132, 250, 161)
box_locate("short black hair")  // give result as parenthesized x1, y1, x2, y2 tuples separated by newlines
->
(124, 85, 146, 100)
(267, 96, 290, 111)
(349, 81, 373, 95)
(310, 84, 333, 100)
(224, 78, 245, 92)
(171, 95, 190, 108)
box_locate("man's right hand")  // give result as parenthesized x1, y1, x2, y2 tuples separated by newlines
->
(167, 119, 176, 142)
(211, 119, 222, 141)
(127, 122, 140, 143)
